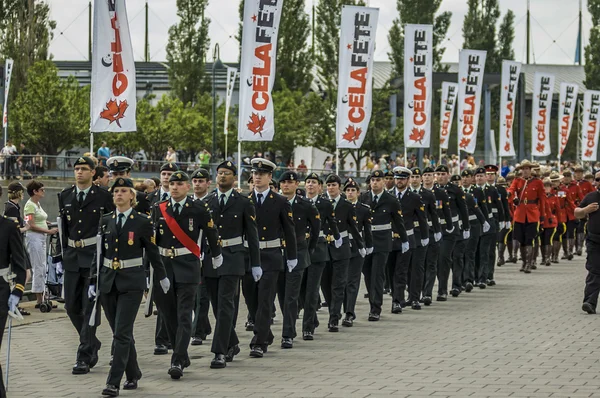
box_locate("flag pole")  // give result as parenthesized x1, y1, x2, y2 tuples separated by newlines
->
(238, 141, 242, 189)
(336, 148, 340, 175)
(89, 132, 94, 155)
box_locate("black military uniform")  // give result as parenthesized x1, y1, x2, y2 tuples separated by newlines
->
(474, 167, 497, 288)
(0, 202, 27, 397)
(360, 170, 407, 321)
(578, 190, 600, 314)
(460, 171, 487, 293)
(58, 156, 115, 374)
(342, 179, 372, 326)
(248, 158, 297, 358)
(152, 171, 222, 379)
(106, 156, 150, 215)
(204, 161, 260, 367)
(95, 178, 168, 396)
(483, 165, 507, 285)
(300, 173, 340, 340)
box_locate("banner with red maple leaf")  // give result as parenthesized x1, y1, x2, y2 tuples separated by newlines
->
(439, 82, 458, 150)
(557, 82, 579, 157)
(581, 90, 600, 161)
(404, 24, 433, 148)
(336, 5, 379, 149)
(237, 0, 283, 142)
(90, 0, 137, 133)
(531, 72, 555, 157)
(498, 60, 521, 157)
(457, 49, 486, 155)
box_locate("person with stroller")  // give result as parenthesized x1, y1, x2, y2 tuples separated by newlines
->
(23, 180, 58, 308)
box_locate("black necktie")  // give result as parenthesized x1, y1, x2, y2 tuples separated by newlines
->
(117, 213, 125, 233)
(257, 193, 263, 208)
(373, 195, 378, 206)
(220, 193, 226, 210)
(78, 191, 85, 206)
(174, 203, 181, 215)
(161, 192, 168, 201)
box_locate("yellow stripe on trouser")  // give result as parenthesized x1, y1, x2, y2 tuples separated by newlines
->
(560, 223, 567, 243)
(503, 223, 513, 245)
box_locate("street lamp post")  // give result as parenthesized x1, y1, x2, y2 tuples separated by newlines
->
(212, 43, 224, 165)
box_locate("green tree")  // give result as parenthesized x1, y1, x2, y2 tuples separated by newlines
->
(387, 0, 452, 77)
(12, 61, 88, 155)
(497, 10, 515, 61)
(166, 0, 210, 105)
(585, 0, 600, 89)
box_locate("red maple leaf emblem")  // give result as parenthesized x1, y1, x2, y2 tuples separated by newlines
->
(536, 142, 545, 153)
(409, 127, 425, 143)
(459, 137, 470, 148)
(100, 99, 129, 127)
(247, 113, 266, 136)
(440, 137, 446, 145)
(347, 43, 352, 50)
(251, 14, 257, 22)
(504, 142, 511, 152)
(585, 149, 593, 157)
(343, 125, 362, 144)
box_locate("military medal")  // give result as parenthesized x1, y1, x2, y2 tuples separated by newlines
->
(189, 218, 194, 231)
(128, 232, 134, 245)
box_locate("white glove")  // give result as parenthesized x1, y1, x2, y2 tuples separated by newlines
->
(160, 277, 171, 294)
(434, 232, 442, 242)
(463, 230, 470, 240)
(334, 237, 343, 248)
(421, 238, 429, 247)
(88, 285, 96, 300)
(252, 266, 263, 282)
(358, 248, 366, 258)
(200, 252, 205, 261)
(366, 247, 374, 255)
(401, 241, 409, 253)
(482, 221, 490, 233)
(446, 226, 455, 234)
(212, 254, 223, 269)
(287, 259, 298, 272)
(8, 294, 20, 313)
(501, 221, 508, 229)
(146, 277, 150, 289)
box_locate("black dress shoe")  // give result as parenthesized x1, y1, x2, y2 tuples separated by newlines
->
(123, 378, 139, 390)
(328, 324, 339, 332)
(342, 316, 353, 327)
(249, 346, 264, 358)
(411, 301, 421, 310)
(450, 289, 460, 297)
(168, 364, 184, 379)
(210, 354, 227, 369)
(281, 337, 293, 348)
(191, 337, 203, 346)
(478, 282, 486, 289)
(400, 301, 409, 308)
(72, 361, 89, 375)
(154, 344, 168, 355)
(101, 384, 119, 397)
(465, 282, 474, 292)
(302, 331, 314, 340)
(89, 352, 99, 369)
(391, 302, 402, 314)
(582, 302, 596, 314)
(487, 280, 496, 286)
(423, 296, 432, 306)
(245, 321, 254, 331)
(368, 313, 380, 321)
(225, 345, 240, 362)
(436, 294, 448, 302)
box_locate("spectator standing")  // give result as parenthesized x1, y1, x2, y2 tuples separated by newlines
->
(165, 145, 178, 164)
(17, 142, 31, 174)
(297, 159, 308, 178)
(501, 160, 511, 178)
(97, 141, 110, 166)
(1, 139, 17, 179)
(196, 149, 211, 169)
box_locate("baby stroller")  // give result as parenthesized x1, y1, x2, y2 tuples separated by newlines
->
(40, 226, 64, 312)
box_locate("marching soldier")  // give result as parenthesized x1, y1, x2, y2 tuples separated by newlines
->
(551, 172, 569, 263)
(541, 178, 559, 267)
(494, 176, 511, 266)
(384, 170, 395, 192)
(0, 184, 27, 397)
(562, 170, 582, 260)
(507, 160, 546, 273)
(92, 178, 171, 397)
(342, 179, 372, 326)
(58, 156, 115, 374)
(574, 165, 593, 255)
(360, 170, 408, 321)
(106, 156, 151, 214)
(152, 171, 222, 379)
(205, 161, 260, 367)
(505, 172, 519, 263)
(277, 171, 319, 348)
(484, 165, 508, 284)
(248, 158, 297, 358)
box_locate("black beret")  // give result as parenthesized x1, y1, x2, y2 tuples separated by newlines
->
(190, 168, 210, 180)
(160, 162, 179, 172)
(279, 171, 299, 182)
(74, 156, 95, 169)
(385, 170, 394, 177)
(305, 172, 322, 184)
(474, 167, 486, 175)
(435, 165, 449, 173)
(110, 177, 134, 192)
(251, 158, 276, 173)
(344, 179, 360, 191)
(411, 167, 422, 176)
(422, 167, 435, 174)
(217, 160, 237, 176)
(461, 169, 472, 177)
(169, 171, 190, 182)
(325, 174, 342, 185)
(450, 174, 462, 182)
(269, 179, 278, 188)
(370, 170, 385, 179)
(107, 156, 133, 172)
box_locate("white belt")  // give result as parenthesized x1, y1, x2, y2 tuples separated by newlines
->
(492, 208, 498, 213)
(469, 214, 477, 221)
(440, 215, 459, 225)
(319, 231, 326, 238)
(427, 221, 433, 227)
(159, 247, 192, 257)
(406, 229, 414, 236)
(103, 257, 143, 270)
(258, 239, 281, 249)
(339, 231, 348, 238)
(488, 213, 494, 218)
(220, 236, 243, 247)
(371, 223, 392, 232)
(68, 237, 96, 248)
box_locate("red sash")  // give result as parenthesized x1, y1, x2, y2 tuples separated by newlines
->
(159, 202, 201, 258)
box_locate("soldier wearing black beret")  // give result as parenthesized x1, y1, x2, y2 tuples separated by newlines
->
(190, 168, 212, 202)
(384, 170, 395, 191)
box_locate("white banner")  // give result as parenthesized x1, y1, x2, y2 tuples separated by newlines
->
(557, 82, 579, 157)
(2, 59, 14, 129)
(90, 0, 137, 132)
(404, 24, 433, 149)
(498, 60, 521, 157)
(531, 73, 555, 157)
(224, 67, 238, 136)
(336, 5, 379, 149)
(237, 0, 283, 141)
(490, 129, 497, 165)
(439, 82, 458, 150)
(457, 49, 486, 154)
(582, 90, 600, 161)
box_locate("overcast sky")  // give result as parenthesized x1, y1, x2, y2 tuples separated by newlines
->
(47, 0, 591, 65)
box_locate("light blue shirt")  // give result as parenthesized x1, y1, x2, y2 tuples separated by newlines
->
(217, 188, 234, 206)
(76, 185, 92, 202)
(115, 207, 133, 228)
(170, 197, 187, 214)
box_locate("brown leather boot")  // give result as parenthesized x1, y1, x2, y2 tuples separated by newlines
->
(520, 245, 527, 272)
(552, 241, 561, 263)
(568, 238, 575, 260)
(497, 243, 506, 266)
(524, 246, 533, 273)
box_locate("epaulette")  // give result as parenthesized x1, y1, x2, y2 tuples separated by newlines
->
(360, 202, 371, 209)
(61, 185, 76, 194)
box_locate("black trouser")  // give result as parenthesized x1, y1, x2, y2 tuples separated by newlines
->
(542, 227, 556, 246)
(192, 278, 212, 339)
(155, 312, 169, 346)
(408, 246, 427, 302)
(321, 258, 349, 326)
(320, 262, 333, 307)
(301, 261, 326, 333)
(250, 270, 278, 350)
(0, 283, 9, 397)
(567, 220, 578, 239)
(464, 227, 481, 284)
(476, 234, 495, 284)
(452, 239, 467, 290)
(422, 239, 439, 298)
(437, 239, 456, 296)
(385, 251, 398, 292)
(392, 249, 411, 304)
(363, 251, 390, 315)
(153, 280, 197, 367)
(101, 286, 143, 387)
(554, 223, 565, 242)
(277, 268, 305, 339)
(205, 275, 240, 355)
(584, 239, 600, 308)
(64, 268, 100, 364)
(344, 255, 365, 319)
(241, 271, 258, 323)
(514, 221, 539, 246)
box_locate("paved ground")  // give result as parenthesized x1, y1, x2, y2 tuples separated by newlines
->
(3, 254, 599, 398)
